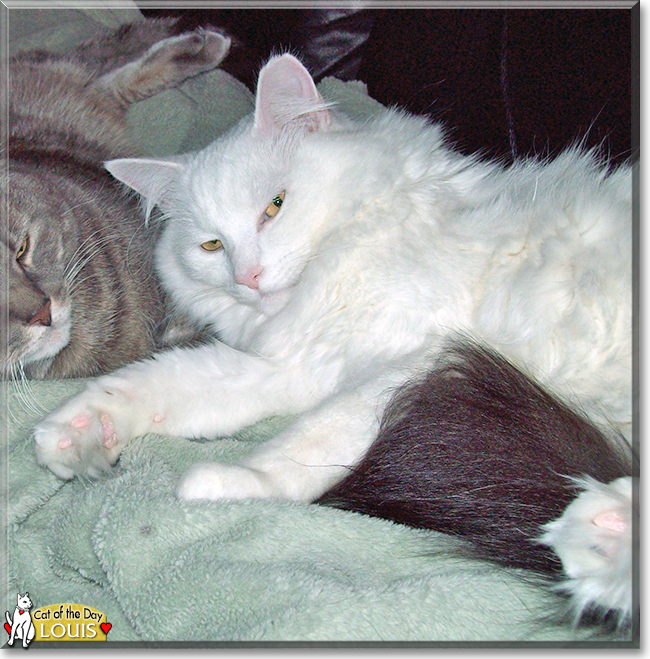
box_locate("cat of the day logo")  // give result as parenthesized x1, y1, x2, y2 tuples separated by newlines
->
(4, 598, 112, 645)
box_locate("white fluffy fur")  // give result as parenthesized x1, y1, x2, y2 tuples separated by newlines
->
(540, 476, 635, 624)
(34, 55, 633, 621)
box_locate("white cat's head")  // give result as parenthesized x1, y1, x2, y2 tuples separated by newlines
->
(106, 54, 335, 322)
(16, 592, 32, 610)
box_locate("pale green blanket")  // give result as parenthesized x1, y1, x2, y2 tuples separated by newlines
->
(5, 381, 603, 643)
(3, 5, 624, 645)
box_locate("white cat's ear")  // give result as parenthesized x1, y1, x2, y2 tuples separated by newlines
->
(253, 54, 330, 136)
(105, 157, 183, 212)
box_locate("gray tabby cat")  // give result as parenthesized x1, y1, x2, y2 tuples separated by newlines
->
(1, 19, 230, 379)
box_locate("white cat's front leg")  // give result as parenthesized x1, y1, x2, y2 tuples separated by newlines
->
(176, 380, 392, 502)
(34, 342, 311, 480)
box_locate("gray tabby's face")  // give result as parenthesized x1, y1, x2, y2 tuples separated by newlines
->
(2, 169, 77, 376)
(2, 22, 232, 378)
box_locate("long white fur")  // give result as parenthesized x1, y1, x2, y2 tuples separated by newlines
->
(34, 54, 633, 622)
(540, 476, 634, 624)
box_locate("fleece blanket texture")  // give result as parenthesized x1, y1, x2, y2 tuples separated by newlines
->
(3, 5, 625, 644)
(6, 382, 603, 644)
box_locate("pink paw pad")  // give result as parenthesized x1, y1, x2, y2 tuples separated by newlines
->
(593, 510, 627, 533)
(99, 413, 118, 450)
(70, 415, 90, 429)
(58, 437, 73, 449)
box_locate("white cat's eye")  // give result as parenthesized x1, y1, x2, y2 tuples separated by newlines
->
(262, 191, 285, 222)
(201, 239, 223, 252)
(16, 236, 29, 261)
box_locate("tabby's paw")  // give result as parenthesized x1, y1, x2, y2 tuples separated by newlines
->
(540, 476, 633, 619)
(176, 462, 271, 501)
(99, 29, 230, 107)
(33, 377, 146, 480)
(144, 28, 231, 85)
(172, 28, 232, 74)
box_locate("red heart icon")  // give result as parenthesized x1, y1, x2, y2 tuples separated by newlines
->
(100, 622, 112, 635)
(4, 622, 11, 635)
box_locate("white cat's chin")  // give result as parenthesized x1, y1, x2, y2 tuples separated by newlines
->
(257, 287, 293, 316)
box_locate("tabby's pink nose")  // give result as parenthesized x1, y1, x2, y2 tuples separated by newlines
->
(236, 266, 263, 290)
(28, 299, 52, 326)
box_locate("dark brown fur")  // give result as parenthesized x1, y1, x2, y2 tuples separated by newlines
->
(319, 340, 633, 575)
(1, 20, 230, 378)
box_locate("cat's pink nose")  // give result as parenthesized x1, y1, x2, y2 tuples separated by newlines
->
(236, 266, 263, 290)
(28, 299, 52, 327)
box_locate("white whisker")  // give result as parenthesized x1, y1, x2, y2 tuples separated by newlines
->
(8, 361, 48, 418)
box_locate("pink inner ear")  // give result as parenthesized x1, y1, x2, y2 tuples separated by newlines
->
(593, 510, 627, 533)
(105, 157, 182, 206)
(253, 54, 329, 136)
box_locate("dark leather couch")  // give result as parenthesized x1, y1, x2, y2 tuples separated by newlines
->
(143, 7, 636, 165)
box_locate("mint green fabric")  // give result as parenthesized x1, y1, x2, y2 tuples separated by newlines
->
(3, 6, 622, 645)
(6, 381, 601, 643)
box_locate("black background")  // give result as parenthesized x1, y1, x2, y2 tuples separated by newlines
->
(143, 7, 636, 165)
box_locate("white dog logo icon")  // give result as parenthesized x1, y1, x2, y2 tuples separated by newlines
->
(5, 592, 36, 648)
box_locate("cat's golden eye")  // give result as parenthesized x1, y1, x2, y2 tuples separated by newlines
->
(262, 191, 285, 221)
(16, 236, 29, 261)
(201, 239, 223, 252)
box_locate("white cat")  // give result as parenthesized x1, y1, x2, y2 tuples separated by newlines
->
(33, 55, 633, 622)
(6, 593, 36, 648)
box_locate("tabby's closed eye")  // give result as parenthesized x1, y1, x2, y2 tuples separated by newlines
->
(16, 236, 29, 261)
(261, 191, 285, 225)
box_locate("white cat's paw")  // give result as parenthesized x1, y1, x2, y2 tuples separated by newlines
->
(176, 462, 271, 501)
(540, 476, 633, 619)
(33, 377, 147, 479)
